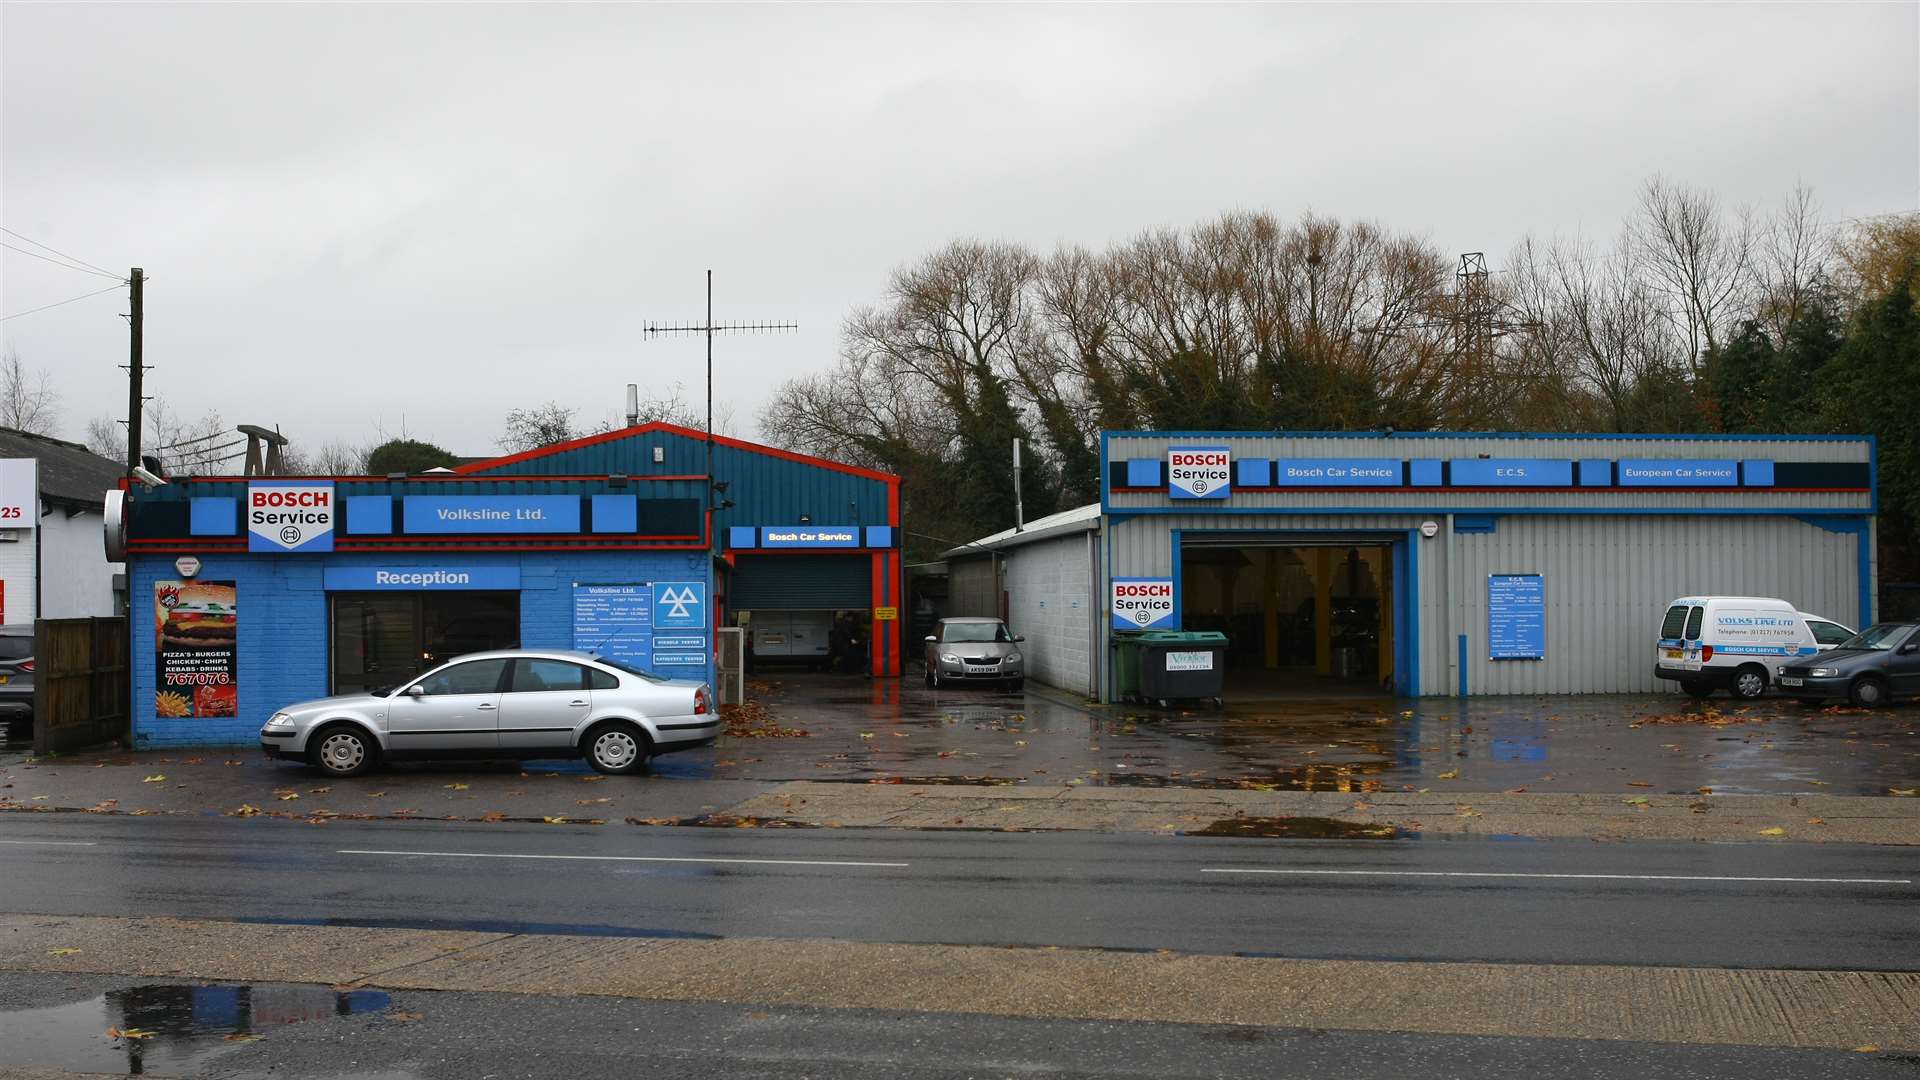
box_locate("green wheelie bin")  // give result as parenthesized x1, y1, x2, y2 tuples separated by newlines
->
(1136, 630, 1228, 709)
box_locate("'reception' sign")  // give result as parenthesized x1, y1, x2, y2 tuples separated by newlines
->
(1111, 578, 1175, 630)
(1168, 447, 1231, 500)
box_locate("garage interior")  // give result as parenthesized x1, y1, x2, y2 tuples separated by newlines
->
(1179, 538, 1398, 699)
(728, 553, 875, 675)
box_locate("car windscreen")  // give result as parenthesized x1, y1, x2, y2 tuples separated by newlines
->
(942, 623, 1011, 643)
(594, 657, 668, 683)
(1835, 624, 1912, 652)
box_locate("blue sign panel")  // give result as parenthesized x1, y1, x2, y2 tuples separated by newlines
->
(1488, 574, 1546, 660)
(572, 584, 652, 671)
(402, 495, 581, 534)
(653, 581, 706, 630)
(1271, 458, 1402, 486)
(761, 526, 860, 548)
(1409, 459, 1444, 487)
(189, 497, 238, 536)
(1742, 459, 1775, 487)
(1618, 459, 1739, 487)
(727, 526, 758, 549)
(1450, 459, 1574, 487)
(322, 566, 522, 591)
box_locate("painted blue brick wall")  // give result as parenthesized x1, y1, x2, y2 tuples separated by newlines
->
(132, 550, 711, 748)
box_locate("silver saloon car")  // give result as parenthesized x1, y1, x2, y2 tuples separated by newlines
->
(924, 617, 1025, 691)
(259, 650, 718, 777)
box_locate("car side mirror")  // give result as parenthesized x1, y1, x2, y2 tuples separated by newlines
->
(924, 635, 937, 643)
(1902, 643, 1919, 655)
(1014, 635, 1025, 642)
(403, 684, 426, 697)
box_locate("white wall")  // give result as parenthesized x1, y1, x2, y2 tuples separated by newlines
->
(1002, 531, 1096, 697)
(0, 507, 123, 625)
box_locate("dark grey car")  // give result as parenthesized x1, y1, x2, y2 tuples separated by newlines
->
(1776, 622, 1920, 708)
(924, 617, 1025, 691)
(0, 626, 33, 742)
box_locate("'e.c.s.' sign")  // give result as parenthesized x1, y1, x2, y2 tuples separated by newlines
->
(1168, 447, 1231, 500)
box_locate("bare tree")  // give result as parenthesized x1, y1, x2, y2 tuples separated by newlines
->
(0, 347, 61, 435)
(1633, 176, 1757, 376)
(1753, 184, 1834, 342)
(499, 401, 581, 452)
(85, 415, 126, 460)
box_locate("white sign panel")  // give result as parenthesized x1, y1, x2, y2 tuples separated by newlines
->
(1165, 650, 1215, 672)
(247, 481, 335, 553)
(1111, 577, 1174, 630)
(174, 556, 203, 577)
(0, 459, 38, 529)
(1168, 446, 1230, 500)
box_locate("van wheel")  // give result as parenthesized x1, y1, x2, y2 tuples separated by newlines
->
(1730, 665, 1769, 700)
(1849, 675, 1889, 709)
(584, 721, 651, 775)
(308, 723, 377, 778)
(1681, 680, 1714, 700)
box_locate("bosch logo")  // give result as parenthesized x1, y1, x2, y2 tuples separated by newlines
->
(1115, 583, 1171, 598)
(1169, 452, 1228, 467)
(252, 490, 331, 507)
(280, 525, 303, 544)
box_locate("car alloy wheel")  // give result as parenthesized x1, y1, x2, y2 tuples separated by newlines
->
(1733, 667, 1767, 700)
(590, 726, 646, 773)
(316, 730, 367, 775)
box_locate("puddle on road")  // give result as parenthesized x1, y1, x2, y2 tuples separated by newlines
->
(0, 982, 390, 1075)
(1186, 815, 1403, 840)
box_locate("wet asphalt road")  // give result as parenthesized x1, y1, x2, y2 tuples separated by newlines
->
(0, 970, 1909, 1080)
(1, 814, 1915, 972)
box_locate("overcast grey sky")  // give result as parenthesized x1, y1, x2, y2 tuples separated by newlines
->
(2, 3, 1914, 458)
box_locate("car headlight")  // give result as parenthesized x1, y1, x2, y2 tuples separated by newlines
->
(941, 653, 960, 664)
(1807, 668, 1837, 678)
(265, 712, 295, 727)
(1005, 652, 1022, 664)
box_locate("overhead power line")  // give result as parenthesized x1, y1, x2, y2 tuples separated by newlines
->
(0, 226, 119, 278)
(0, 282, 126, 322)
(0, 241, 126, 281)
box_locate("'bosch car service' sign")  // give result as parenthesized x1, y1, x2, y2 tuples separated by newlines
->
(247, 481, 335, 553)
(1168, 447, 1230, 500)
(1111, 578, 1175, 630)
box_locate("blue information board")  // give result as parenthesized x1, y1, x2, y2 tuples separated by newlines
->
(571, 585, 654, 671)
(1487, 574, 1545, 660)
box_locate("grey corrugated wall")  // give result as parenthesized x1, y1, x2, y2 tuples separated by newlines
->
(1107, 512, 1865, 697)
(947, 557, 999, 619)
(1001, 532, 1096, 695)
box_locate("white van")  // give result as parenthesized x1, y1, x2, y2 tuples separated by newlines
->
(1653, 597, 1852, 700)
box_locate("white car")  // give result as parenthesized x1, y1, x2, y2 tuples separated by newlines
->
(1653, 596, 1853, 700)
(259, 650, 716, 777)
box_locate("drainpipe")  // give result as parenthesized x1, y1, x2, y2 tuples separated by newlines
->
(1443, 512, 1456, 697)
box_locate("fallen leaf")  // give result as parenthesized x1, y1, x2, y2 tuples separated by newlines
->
(575, 798, 612, 806)
(308, 787, 331, 794)
(365, 791, 386, 798)
(386, 1011, 424, 1023)
(1623, 796, 1650, 806)
(1854, 1045, 1879, 1053)
(231, 804, 262, 817)
(479, 812, 506, 823)
(142, 775, 166, 783)
(1626, 781, 1653, 788)
(46, 948, 81, 956)
(579, 776, 605, 783)
(1759, 827, 1787, 837)
(223, 759, 243, 766)
(1807, 817, 1826, 825)
(277, 792, 300, 801)
(222, 1033, 263, 1042)
(1890, 788, 1918, 797)
(106, 1027, 156, 1040)
(541, 816, 568, 824)
(858, 732, 874, 740)
(1696, 787, 1714, 795)
(29, 795, 47, 801)
(443, 783, 469, 791)
(1437, 769, 1459, 780)
(1807, 779, 1829, 786)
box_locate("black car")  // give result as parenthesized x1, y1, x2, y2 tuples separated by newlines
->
(1776, 622, 1920, 708)
(0, 626, 33, 741)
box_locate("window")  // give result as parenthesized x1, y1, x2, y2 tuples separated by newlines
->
(941, 621, 1012, 644)
(414, 658, 509, 696)
(508, 658, 586, 693)
(1682, 606, 1704, 640)
(587, 667, 620, 691)
(329, 591, 519, 694)
(1840, 624, 1912, 652)
(597, 657, 667, 683)
(1808, 620, 1854, 647)
(1659, 605, 1690, 639)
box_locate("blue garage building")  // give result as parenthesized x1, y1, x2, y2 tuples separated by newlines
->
(115, 423, 901, 748)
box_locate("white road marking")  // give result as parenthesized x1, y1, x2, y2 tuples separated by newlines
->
(1201, 868, 1912, 885)
(0, 840, 97, 847)
(338, 849, 908, 869)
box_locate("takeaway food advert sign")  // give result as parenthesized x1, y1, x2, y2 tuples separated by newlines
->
(247, 480, 335, 553)
(1168, 447, 1230, 500)
(155, 580, 238, 718)
(1111, 578, 1175, 630)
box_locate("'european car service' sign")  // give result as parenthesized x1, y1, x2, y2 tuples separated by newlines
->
(1111, 578, 1175, 630)
(1168, 447, 1230, 500)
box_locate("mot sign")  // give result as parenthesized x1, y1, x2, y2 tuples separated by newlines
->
(1111, 578, 1174, 630)
(1168, 447, 1230, 500)
(247, 481, 335, 553)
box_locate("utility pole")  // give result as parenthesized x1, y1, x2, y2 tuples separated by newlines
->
(1012, 437, 1025, 532)
(123, 268, 146, 475)
(643, 272, 796, 523)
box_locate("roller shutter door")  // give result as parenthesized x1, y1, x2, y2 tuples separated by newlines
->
(730, 554, 871, 610)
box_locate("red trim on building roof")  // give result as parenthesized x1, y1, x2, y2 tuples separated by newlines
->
(451, 422, 899, 484)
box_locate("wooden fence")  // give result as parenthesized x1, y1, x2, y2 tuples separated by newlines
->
(33, 617, 128, 754)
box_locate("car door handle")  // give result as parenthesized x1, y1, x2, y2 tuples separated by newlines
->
(476, 703, 497, 710)
(569, 700, 589, 707)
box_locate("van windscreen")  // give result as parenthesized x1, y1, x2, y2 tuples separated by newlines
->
(1683, 606, 1705, 639)
(1659, 606, 1689, 639)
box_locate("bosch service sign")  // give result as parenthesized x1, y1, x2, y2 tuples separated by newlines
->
(1111, 578, 1175, 630)
(1168, 446, 1231, 500)
(247, 481, 335, 553)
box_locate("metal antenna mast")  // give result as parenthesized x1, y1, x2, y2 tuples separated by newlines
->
(642, 271, 796, 520)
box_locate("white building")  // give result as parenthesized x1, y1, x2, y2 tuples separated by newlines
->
(0, 429, 126, 624)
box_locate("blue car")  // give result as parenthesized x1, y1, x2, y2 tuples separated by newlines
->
(1776, 622, 1920, 708)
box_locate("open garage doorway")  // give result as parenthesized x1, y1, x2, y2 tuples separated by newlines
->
(1177, 535, 1408, 700)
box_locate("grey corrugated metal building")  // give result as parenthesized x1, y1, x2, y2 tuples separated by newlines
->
(954, 431, 1876, 701)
